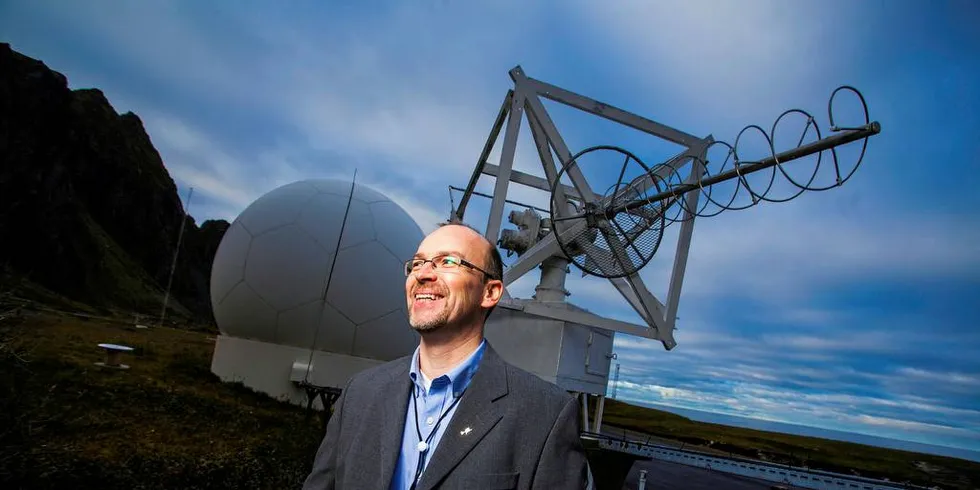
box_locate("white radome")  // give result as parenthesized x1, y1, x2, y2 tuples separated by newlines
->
(210, 178, 424, 362)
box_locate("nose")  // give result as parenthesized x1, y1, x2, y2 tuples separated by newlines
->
(413, 261, 438, 281)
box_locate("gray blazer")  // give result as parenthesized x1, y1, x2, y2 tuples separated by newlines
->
(302, 342, 589, 489)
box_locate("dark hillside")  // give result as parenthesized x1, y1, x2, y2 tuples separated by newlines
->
(0, 42, 227, 321)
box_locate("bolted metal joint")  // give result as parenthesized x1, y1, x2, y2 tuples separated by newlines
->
(499, 208, 545, 256)
(498, 228, 532, 256)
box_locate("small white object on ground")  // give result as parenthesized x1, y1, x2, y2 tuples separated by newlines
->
(96, 343, 134, 369)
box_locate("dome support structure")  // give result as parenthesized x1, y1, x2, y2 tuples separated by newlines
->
(208, 177, 425, 411)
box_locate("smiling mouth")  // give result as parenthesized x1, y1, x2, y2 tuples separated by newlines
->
(413, 293, 445, 302)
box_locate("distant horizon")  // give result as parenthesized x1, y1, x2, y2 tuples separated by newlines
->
(617, 395, 980, 464)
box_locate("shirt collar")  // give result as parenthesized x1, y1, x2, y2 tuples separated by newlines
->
(409, 339, 487, 398)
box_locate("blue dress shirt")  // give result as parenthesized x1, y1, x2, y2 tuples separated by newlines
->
(388, 339, 487, 490)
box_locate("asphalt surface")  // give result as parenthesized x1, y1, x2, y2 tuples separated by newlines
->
(619, 458, 805, 490)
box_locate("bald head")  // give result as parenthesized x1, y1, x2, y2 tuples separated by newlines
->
(435, 223, 502, 281)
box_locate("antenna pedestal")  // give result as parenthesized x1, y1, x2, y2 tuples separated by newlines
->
(211, 334, 382, 408)
(484, 300, 615, 397)
(534, 256, 570, 303)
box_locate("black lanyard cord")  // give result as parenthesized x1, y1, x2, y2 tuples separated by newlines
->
(409, 385, 465, 490)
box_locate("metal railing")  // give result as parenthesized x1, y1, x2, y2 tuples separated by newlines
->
(582, 432, 931, 490)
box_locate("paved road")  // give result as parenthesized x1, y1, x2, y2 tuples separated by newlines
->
(619, 458, 804, 490)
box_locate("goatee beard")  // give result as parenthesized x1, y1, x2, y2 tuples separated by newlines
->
(409, 312, 449, 332)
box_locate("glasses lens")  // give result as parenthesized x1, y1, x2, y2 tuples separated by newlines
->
(438, 255, 461, 268)
(406, 259, 423, 276)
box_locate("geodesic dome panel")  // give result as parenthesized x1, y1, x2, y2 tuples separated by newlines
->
(354, 309, 420, 361)
(327, 240, 408, 325)
(336, 199, 375, 249)
(372, 201, 428, 262)
(210, 178, 424, 361)
(245, 224, 334, 312)
(210, 222, 250, 305)
(216, 282, 277, 341)
(238, 181, 319, 236)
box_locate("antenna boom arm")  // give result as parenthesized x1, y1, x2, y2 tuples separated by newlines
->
(603, 121, 880, 216)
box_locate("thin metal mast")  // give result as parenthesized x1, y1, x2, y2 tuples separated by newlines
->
(159, 186, 193, 327)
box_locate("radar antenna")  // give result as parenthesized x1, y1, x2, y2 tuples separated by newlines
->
(453, 66, 880, 350)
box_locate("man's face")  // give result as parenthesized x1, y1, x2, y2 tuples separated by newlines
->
(405, 225, 495, 333)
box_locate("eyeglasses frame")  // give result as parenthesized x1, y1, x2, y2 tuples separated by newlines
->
(404, 253, 499, 281)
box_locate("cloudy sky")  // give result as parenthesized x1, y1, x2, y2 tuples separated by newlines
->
(3, 1, 978, 455)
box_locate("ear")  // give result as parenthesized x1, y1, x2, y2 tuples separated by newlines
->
(481, 278, 504, 309)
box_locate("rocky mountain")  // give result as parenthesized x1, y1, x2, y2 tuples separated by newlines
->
(0, 43, 228, 323)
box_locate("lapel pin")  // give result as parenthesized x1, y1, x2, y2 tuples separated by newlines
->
(460, 427, 472, 436)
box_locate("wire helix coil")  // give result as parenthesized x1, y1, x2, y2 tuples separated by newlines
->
(550, 86, 880, 279)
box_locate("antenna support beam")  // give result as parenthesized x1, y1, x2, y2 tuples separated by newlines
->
(454, 66, 713, 350)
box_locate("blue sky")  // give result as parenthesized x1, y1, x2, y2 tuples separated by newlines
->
(3, 1, 978, 455)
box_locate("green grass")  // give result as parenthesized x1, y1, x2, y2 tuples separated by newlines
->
(0, 311, 324, 489)
(1, 310, 976, 489)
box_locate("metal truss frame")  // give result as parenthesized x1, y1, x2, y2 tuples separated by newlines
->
(454, 66, 714, 350)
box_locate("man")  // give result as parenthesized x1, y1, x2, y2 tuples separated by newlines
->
(303, 223, 589, 489)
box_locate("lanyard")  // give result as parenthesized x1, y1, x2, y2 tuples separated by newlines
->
(409, 385, 465, 490)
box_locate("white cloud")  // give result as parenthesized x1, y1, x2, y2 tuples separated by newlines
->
(896, 367, 980, 387)
(148, 111, 455, 237)
(143, 113, 329, 222)
(851, 414, 980, 439)
(660, 201, 980, 304)
(369, 183, 449, 236)
(760, 331, 898, 354)
(146, 115, 256, 208)
(290, 84, 494, 182)
(618, 381, 708, 403)
(565, 0, 851, 132)
(614, 376, 980, 443)
(21, 0, 542, 201)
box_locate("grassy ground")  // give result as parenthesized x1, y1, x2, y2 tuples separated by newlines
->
(0, 310, 324, 489)
(1, 309, 977, 489)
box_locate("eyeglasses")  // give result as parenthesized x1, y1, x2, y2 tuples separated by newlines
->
(404, 254, 498, 280)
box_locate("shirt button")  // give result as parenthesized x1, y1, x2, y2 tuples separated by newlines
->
(426, 417, 435, 425)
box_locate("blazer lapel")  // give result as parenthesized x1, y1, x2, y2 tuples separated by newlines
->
(379, 361, 412, 488)
(416, 345, 509, 490)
